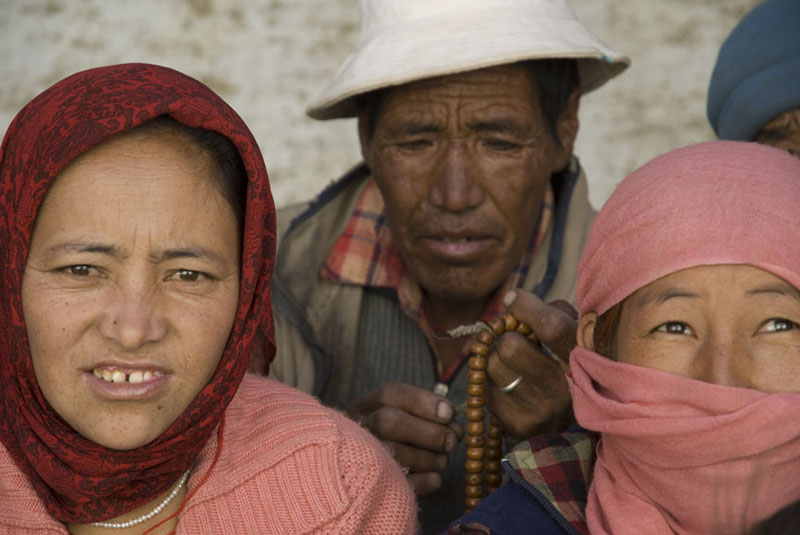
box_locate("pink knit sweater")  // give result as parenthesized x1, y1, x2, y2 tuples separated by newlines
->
(0, 376, 419, 534)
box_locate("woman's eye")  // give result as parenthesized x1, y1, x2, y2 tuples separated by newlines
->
(62, 265, 94, 277)
(760, 318, 799, 333)
(653, 322, 694, 335)
(175, 269, 202, 282)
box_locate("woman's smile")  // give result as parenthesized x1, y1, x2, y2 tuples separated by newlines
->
(86, 363, 170, 400)
(91, 367, 164, 385)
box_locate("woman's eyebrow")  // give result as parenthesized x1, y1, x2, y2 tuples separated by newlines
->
(45, 241, 123, 258)
(42, 242, 227, 265)
(151, 247, 228, 264)
(746, 283, 800, 300)
(630, 288, 700, 308)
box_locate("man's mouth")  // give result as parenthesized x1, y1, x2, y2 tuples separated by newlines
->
(420, 234, 497, 262)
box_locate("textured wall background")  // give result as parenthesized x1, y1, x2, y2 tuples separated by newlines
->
(0, 0, 761, 208)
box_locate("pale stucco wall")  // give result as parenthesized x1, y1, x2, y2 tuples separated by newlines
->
(0, 0, 761, 208)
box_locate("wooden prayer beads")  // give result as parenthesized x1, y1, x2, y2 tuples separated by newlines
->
(464, 313, 533, 511)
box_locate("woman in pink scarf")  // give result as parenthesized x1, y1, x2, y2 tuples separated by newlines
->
(450, 141, 800, 535)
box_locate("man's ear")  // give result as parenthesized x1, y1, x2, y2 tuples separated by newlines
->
(790, 109, 800, 128)
(554, 88, 580, 170)
(357, 111, 372, 165)
(576, 312, 597, 351)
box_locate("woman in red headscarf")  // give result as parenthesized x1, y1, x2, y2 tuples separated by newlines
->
(0, 63, 417, 534)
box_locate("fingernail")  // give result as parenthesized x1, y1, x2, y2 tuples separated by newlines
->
(437, 454, 449, 470)
(436, 400, 453, 421)
(444, 433, 457, 452)
(503, 290, 517, 307)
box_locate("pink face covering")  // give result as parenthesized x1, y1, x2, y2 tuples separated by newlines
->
(568, 141, 800, 534)
(569, 347, 800, 534)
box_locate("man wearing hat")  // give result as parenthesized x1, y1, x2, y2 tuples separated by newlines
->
(269, 0, 628, 531)
(707, 0, 800, 156)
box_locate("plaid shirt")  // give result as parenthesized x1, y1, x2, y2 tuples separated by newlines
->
(321, 178, 554, 381)
(504, 431, 599, 534)
(449, 430, 599, 535)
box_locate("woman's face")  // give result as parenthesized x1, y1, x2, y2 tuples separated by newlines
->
(580, 264, 800, 392)
(21, 130, 240, 450)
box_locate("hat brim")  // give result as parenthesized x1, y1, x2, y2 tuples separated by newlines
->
(307, 8, 629, 120)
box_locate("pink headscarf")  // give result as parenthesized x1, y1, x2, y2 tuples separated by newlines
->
(567, 141, 800, 534)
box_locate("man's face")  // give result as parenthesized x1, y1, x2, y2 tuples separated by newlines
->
(359, 64, 577, 308)
(755, 109, 800, 158)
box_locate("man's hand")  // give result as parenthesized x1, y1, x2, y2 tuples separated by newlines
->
(485, 289, 577, 438)
(346, 382, 463, 496)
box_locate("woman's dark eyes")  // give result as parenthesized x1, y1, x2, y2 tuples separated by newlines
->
(653, 322, 693, 335)
(57, 265, 212, 285)
(761, 318, 799, 333)
(175, 269, 202, 282)
(62, 265, 94, 276)
(653, 319, 800, 336)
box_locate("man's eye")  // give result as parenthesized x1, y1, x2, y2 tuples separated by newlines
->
(653, 322, 694, 335)
(484, 139, 520, 151)
(397, 139, 431, 150)
(761, 318, 799, 333)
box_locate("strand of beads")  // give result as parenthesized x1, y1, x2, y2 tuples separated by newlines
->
(464, 313, 533, 511)
(92, 469, 191, 529)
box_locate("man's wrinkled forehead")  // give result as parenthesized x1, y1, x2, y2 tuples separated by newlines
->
(372, 64, 538, 124)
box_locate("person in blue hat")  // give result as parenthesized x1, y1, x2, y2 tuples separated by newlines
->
(707, 0, 800, 156)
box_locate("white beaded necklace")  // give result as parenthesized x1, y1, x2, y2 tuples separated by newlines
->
(91, 469, 191, 529)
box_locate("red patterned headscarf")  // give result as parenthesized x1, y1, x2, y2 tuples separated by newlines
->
(0, 63, 276, 523)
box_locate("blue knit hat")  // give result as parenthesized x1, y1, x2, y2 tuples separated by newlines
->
(707, 0, 800, 141)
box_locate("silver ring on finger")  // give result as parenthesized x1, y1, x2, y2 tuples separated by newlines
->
(499, 375, 523, 394)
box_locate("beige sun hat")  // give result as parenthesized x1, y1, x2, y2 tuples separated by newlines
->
(307, 0, 630, 120)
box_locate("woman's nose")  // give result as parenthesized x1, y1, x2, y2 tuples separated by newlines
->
(696, 338, 754, 389)
(96, 282, 168, 350)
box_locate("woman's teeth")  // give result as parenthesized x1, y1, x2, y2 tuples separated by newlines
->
(92, 369, 161, 384)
